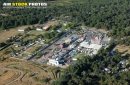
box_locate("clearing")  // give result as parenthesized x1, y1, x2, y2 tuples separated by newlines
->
(0, 60, 64, 85)
(0, 24, 38, 43)
(114, 45, 130, 56)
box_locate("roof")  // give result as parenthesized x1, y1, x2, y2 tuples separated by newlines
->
(13, 42, 22, 45)
(88, 44, 102, 50)
(18, 28, 25, 31)
(93, 50, 98, 54)
(80, 41, 90, 48)
(91, 36, 100, 44)
(36, 27, 42, 31)
(49, 59, 58, 63)
(43, 25, 51, 30)
(88, 44, 95, 49)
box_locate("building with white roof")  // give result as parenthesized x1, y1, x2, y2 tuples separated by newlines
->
(47, 59, 63, 67)
(48, 59, 59, 66)
(18, 28, 25, 32)
(79, 42, 102, 55)
(36, 27, 42, 31)
(69, 44, 76, 49)
(80, 41, 90, 48)
(88, 44, 102, 51)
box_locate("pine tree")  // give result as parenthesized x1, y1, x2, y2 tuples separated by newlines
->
(1, 21, 6, 30)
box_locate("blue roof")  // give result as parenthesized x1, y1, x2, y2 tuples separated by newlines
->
(69, 50, 76, 56)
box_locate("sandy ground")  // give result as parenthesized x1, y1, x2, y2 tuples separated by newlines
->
(0, 20, 65, 84)
(0, 60, 58, 85)
(114, 45, 130, 56)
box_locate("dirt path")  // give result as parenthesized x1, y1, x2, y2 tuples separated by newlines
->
(0, 63, 24, 85)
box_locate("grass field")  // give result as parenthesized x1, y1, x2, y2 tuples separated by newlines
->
(0, 20, 63, 43)
(29, 30, 44, 36)
(114, 45, 130, 56)
(0, 24, 39, 43)
(0, 61, 64, 85)
(0, 29, 20, 43)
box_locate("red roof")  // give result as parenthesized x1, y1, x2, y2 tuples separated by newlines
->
(44, 25, 52, 30)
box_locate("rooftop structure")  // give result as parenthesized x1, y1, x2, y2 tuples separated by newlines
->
(13, 42, 23, 46)
(69, 50, 76, 56)
(80, 41, 90, 48)
(91, 36, 100, 44)
(48, 59, 60, 66)
(36, 27, 43, 31)
(18, 28, 25, 32)
(71, 35, 78, 41)
(69, 44, 76, 49)
(43, 25, 52, 30)
(47, 58, 64, 67)
(88, 44, 102, 51)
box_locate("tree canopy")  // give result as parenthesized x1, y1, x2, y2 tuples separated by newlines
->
(0, 0, 129, 36)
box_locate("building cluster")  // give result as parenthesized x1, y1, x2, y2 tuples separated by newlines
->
(12, 24, 111, 68)
(47, 29, 111, 67)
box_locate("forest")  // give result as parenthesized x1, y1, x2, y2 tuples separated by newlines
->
(0, 0, 129, 37)
(0, 0, 130, 84)
(51, 47, 130, 85)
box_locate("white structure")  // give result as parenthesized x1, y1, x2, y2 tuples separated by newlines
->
(18, 28, 25, 32)
(47, 59, 63, 67)
(77, 38, 84, 42)
(69, 44, 76, 49)
(91, 36, 100, 44)
(88, 44, 102, 54)
(57, 30, 61, 32)
(104, 68, 110, 71)
(63, 22, 67, 26)
(72, 58, 77, 61)
(80, 41, 90, 48)
(88, 44, 102, 50)
(36, 27, 42, 31)
(79, 43, 102, 55)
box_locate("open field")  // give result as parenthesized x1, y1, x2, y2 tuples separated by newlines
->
(29, 30, 44, 36)
(0, 60, 64, 85)
(0, 29, 21, 43)
(0, 20, 62, 43)
(23, 35, 36, 41)
(44, 20, 62, 26)
(0, 70, 21, 85)
(0, 24, 38, 43)
(0, 20, 63, 58)
(114, 45, 130, 56)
